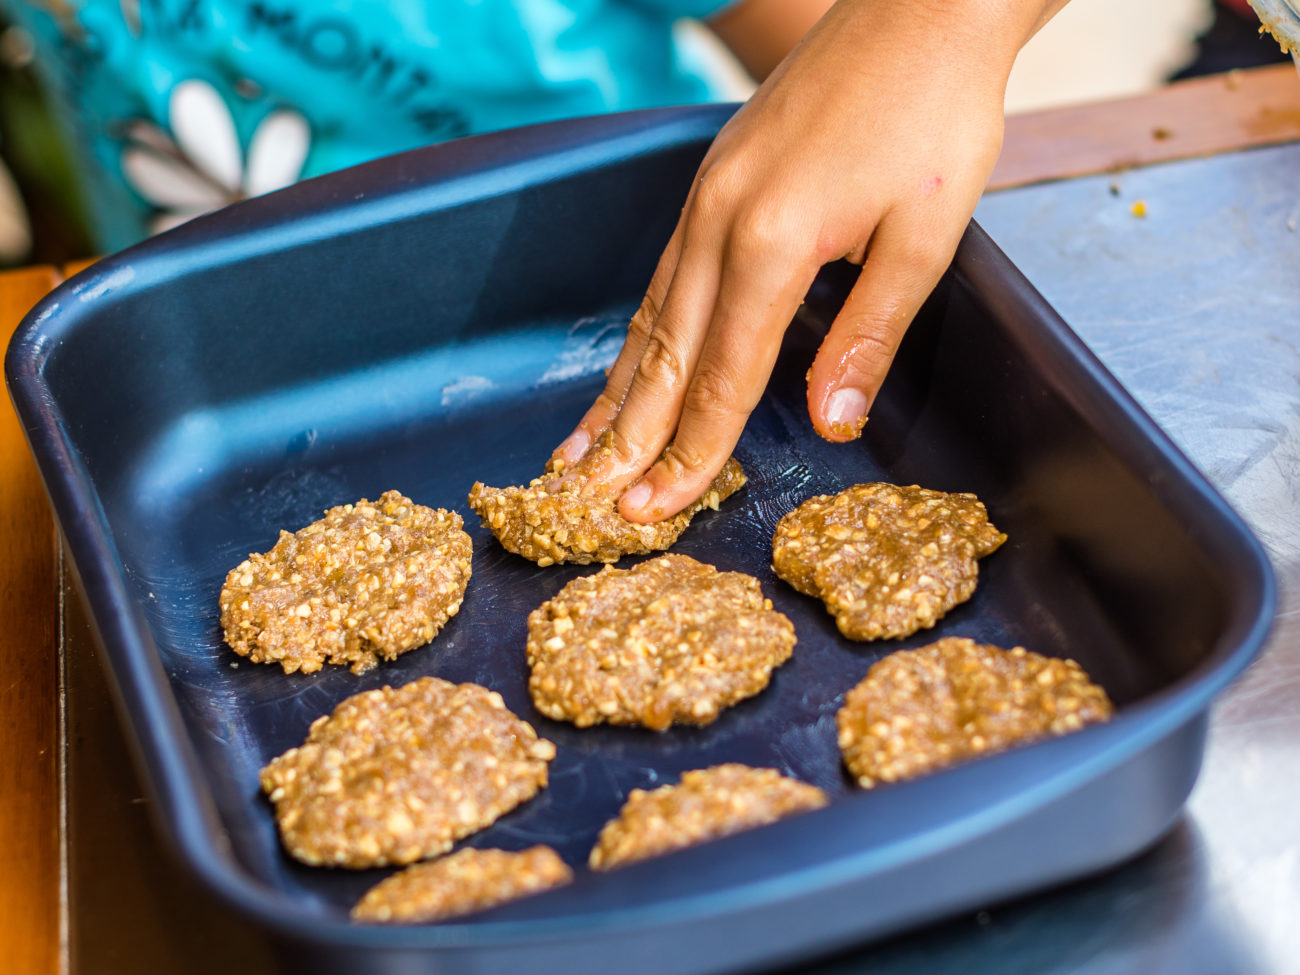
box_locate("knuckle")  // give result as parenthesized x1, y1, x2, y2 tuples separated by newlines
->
(592, 388, 624, 419)
(689, 184, 727, 228)
(636, 332, 688, 389)
(663, 440, 709, 478)
(844, 323, 902, 373)
(606, 426, 644, 469)
(690, 163, 751, 228)
(733, 208, 791, 257)
(683, 366, 751, 421)
(626, 301, 654, 346)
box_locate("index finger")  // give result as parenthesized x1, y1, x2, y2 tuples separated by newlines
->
(550, 221, 686, 471)
(617, 230, 819, 522)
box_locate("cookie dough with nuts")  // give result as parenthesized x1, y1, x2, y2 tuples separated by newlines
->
(221, 490, 472, 674)
(772, 483, 1005, 641)
(260, 676, 556, 868)
(468, 434, 746, 565)
(589, 764, 828, 870)
(527, 554, 796, 731)
(837, 637, 1114, 788)
(352, 846, 572, 924)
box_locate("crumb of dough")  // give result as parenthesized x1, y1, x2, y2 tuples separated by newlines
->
(527, 554, 796, 731)
(837, 636, 1113, 787)
(772, 483, 1005, 641)
(468, 434, 745, 565)
(260, 677, 555, 868)
(827, 416, 867, 440)
(588, 764, 827, 870)
(351, 846, 572, 924)
(220, 490, 471, 674)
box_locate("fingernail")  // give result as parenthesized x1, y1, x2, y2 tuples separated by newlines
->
(825, 387, 868, 439)
(557, 430, 589, 465)
(621, 480, 653, 512)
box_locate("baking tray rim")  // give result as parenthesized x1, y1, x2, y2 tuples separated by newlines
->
(4, 104, 1278, 949)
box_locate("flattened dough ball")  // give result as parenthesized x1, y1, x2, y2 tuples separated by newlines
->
(468, 435, 746, 565)
(352, 846, 573, 924)
(772, 483, 1005, 641)
(260, 677, 556, 868)
(527, 554, 796, 731)
(221, 490, 472, 674)
(589, 764, 828, 870)
(837, 637, 1114, 788)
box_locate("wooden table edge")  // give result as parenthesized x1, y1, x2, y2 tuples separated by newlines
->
(991, 63, 1300, 191)
(1, 264, 64, 975)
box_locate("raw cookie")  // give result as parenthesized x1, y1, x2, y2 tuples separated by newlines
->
(527, 553, 796, 731)
(468, 435, 746, 565)
(260, 677, 556, 868)
(221, 490, 472, 674)
(772, 483, 1005, 641)
(837, 636, 1114, 787)
(351, 846, 572, 924)
(589, 764, 828, 870)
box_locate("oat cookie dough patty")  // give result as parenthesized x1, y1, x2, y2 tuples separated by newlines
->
(772, 482, 1005, 641)
(220, 490, 472, 675)
(837, 637, 1114, 788)
(527, 554, 796, 731)
(468, 436, 746, 565)
(260, 677, 556, 868)
(589, 764, 828, 870)
(352, 846, 572, 924)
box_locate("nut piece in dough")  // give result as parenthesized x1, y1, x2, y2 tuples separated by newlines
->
(589, 764, 828, 870)
(260, 676, 556, 868)
(528, 554, 796, 731)
(221, 490, 472, 674)
(837, 636, 1114, 788)
(351, 846, 572, 924)
(772, 483, 1005, 641)
(468, 435, 746, 565)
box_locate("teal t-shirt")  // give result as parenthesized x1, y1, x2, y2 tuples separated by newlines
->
(3, 0, 734, 250)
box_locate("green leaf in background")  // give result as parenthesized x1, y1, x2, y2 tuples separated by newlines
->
(0, 16, 94, 267)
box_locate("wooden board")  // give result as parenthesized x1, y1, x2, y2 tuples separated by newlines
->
(0, 265, 62, 975)
(992, 63, 1300, 190)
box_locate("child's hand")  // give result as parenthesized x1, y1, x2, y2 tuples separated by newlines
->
(554, 0, 1060, 523)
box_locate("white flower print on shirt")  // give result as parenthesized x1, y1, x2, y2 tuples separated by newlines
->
(121, 79, 310, 235)
(0, 154, 32, 264)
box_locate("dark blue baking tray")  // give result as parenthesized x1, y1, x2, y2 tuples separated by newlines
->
(5, 105, 1275, 974)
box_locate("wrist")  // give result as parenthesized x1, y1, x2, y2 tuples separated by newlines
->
(827, 0, 1060, 87)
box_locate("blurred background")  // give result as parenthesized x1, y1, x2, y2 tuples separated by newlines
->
(0, 0, 1289, 269)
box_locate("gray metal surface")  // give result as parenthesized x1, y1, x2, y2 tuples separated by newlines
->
(66, 143, 1300, 974)
(970, 144, 1300, 974)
